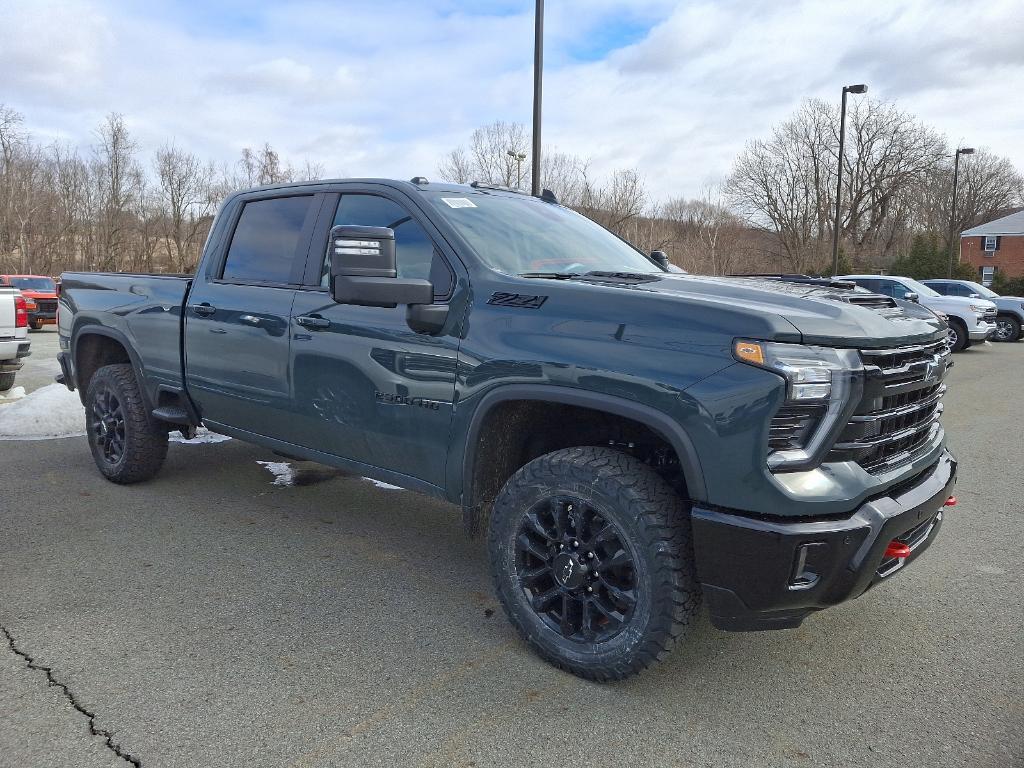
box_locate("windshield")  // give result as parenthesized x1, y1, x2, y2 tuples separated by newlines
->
(9, 276, 56, 292)
(961, 281, 998, 298)
(426, 192, 660, 276)
(900, 278, 941, 298)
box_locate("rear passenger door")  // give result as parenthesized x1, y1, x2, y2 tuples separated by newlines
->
(184, 192, 322, 439)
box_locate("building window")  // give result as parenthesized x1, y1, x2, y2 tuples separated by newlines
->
(980, 266, 996, 286)
(983, 235, 998, 252)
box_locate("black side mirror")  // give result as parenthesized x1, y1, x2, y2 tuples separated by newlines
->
(329, 225, 432, 309)
(650, 250, 670, 270)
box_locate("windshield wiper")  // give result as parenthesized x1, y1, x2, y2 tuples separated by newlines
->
(518, 272, 582, 279)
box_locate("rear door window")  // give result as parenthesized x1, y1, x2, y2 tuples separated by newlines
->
(222, 196, 316, 284)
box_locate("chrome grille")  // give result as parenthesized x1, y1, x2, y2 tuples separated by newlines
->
(828, 338, 950, 473)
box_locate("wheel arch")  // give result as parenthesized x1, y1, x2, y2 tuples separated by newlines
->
(72, 326, 150, 408)
(455, 384, 707, 524)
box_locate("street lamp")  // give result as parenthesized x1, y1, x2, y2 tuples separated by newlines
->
(830, 83, 868, 276)
(531, 0, 544, 196)
(507, 149, 527, 189)
(947, 146, 975, 278)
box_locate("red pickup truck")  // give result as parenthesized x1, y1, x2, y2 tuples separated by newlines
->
(0, 275, 59, 329)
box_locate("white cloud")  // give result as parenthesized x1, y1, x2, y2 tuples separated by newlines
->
(0, 0, 1021, 202)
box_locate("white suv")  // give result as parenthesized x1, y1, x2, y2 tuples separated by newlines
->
(839, 275, 997, 352)
(1, 287, 31, 391)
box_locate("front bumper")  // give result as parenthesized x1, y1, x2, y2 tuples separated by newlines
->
(969, 320, 996, 341)
(691, 449, 956, 631)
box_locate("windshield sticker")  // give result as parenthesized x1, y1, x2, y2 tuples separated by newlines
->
(441, 197, 477, 209)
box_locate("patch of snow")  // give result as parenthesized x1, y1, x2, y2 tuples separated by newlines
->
(256, 460, 296, 486)
(170, 427, 232, 444)
(0, 383, 86, 440)
(363, 477, 403, 491)
(0, 386, 26, 402)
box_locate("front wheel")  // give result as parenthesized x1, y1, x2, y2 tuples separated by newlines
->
(488, 447, 701, 681)
(947, 320, 968, 352)
(994, 315, 1021, 343)
(85, 363, 168, 483)
(0, 371, 15, 393)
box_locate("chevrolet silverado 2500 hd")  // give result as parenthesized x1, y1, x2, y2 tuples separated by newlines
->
(58, 179, 957, 680)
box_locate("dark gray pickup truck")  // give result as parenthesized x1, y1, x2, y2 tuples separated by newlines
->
(58, 178, 957, 680)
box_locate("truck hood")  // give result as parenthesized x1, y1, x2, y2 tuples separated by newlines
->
(552, 273, 947, 348)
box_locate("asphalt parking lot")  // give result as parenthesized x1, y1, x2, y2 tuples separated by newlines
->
(1, 336, 1021, 768)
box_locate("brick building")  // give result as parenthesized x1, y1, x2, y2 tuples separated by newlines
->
(961, 209, 1024, 284)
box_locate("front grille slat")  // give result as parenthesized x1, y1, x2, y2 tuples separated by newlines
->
(828, 337, 950, 474)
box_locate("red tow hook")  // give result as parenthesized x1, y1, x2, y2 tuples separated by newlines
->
(944, 496, 957, 507)
(884, 541, 912, 560)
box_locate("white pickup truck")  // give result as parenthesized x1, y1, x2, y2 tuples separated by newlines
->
(0, 287, 31, 392)
(839, 275, 997, 352)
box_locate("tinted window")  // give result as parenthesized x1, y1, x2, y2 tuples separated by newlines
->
(924, 282, 949, 295)
(222, 196, 314, 283)
(9, 277, 56, 291)
(323, 194, 453, 297)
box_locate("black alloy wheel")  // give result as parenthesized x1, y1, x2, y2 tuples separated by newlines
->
(90, 387, 126, 464)
(514, 496, 637, 643)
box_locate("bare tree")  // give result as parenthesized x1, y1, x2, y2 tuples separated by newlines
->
(664, 188, 745, 274)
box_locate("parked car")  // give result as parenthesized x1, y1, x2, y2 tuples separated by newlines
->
(58, 179, 956, 680)
(922, 279, 1024, 343)
(0, 274, 59, 329)
(0, 286, 31, 392)
(839, 274, 996, 352)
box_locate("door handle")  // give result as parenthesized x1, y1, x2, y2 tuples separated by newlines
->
(295, 315, 331, 329)
(191, 303, 216, 317)
(239, 314, 262, 326)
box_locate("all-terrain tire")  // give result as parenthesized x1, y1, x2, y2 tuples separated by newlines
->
(0, 371, 15, 393)
(488, 446, 701, 681)
(85, 363, 168, 484)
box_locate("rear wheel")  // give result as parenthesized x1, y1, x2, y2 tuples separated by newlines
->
(994, 315, 1021, 343)
(488, 446, 700, 681)
(0, 371, 15, 393)
(29, 319, 42, 330)
(947, 319, 968, 352)
(86, 364, 168, 483)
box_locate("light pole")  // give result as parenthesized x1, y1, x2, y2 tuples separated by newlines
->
(947, 146, 975, 277)
(507, 149, 527, 189)
(830, 83, 868, 276)
(531, 0, 544, 197)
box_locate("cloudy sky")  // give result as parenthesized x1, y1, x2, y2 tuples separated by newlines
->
(2, 0, 1022, 200)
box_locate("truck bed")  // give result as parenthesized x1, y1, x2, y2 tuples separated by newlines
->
(60, 272, 193, 403)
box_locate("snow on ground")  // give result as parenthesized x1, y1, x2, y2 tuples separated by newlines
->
(363, 477, 403, 490)
(170, 427, 232, 444)
(256, 461, 297, 486)
(0, 383, 86, 440)
(0, 386, 26, 403)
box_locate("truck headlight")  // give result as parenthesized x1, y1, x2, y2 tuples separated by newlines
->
(734, 340, 862, 471)
(968, 304, 987, 313)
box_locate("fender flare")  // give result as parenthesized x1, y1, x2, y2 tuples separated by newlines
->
(456, 384, 708, 508)
(70, 324, 151, 408)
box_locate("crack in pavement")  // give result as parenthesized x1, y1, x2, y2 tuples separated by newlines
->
(1, 625, 142, 767)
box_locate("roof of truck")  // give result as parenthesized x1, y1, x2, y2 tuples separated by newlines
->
(231, 178, 540, 199)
